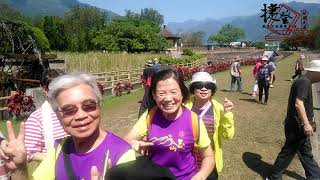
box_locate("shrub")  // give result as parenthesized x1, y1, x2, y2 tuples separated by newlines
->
(31, 27, 50, 53)
(113, 81, 134, 96)
(7, 91, 35, 117)
(182, 48, 195, 56)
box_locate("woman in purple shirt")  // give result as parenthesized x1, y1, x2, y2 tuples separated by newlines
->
(125, 68, 214, 180)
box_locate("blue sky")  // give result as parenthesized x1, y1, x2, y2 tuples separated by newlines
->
(78, 0, 320, 23)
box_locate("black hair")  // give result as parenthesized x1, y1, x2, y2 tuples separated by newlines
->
(148, 67, 190, 105)
(189, 81, 217, 96)
(40, 69, 65, 89)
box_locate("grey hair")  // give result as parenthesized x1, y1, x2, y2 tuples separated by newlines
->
(48, 73, 102, 111)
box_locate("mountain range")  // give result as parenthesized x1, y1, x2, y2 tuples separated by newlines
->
(4, 0, 118, 20)
(167, 1, 320, 41)
(3, 0, 320, 41)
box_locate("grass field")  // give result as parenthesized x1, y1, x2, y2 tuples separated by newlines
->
(57, 51, 168, 73)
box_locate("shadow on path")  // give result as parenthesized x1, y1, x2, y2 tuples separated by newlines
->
(239, 98, 259, 104)
(242, 152, 305, 180)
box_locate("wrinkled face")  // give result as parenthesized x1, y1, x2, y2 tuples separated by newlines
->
(56, 83, 100, 139)
(152, 78, 183, 117)
(193, 83, 212, 101)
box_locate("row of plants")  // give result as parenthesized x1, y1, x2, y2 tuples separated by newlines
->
(173, 58, 257, 81)
(60, 51, 167, 72)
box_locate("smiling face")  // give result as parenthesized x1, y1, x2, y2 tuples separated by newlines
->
(56, 83, 100, 139)
(194, 86, 212, 101)
(152, 77, 183, 119)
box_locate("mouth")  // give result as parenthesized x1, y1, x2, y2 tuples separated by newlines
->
(200, 92, 208, 96)
(162, 103, 175, 110)
(73, 121, 92, 131)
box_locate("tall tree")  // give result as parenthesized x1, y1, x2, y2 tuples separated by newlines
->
(125, 8, 164, 27)
(92, 18, 168, 52)
(64, 5, 107, 51)
(208, 24, 245, 46)
(42, 16, 68, 51)
(180, 31, 206, 46)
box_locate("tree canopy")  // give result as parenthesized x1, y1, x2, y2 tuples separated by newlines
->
(180, 31, 206, 46)
(208, 24, 245, 46)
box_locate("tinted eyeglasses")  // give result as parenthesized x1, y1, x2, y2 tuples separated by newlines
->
(193, 82, 215, 90)
(58, 99, 99, 117)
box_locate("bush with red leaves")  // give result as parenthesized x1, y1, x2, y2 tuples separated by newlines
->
(113, 81, 134, 96)
(97, 82, 104, 94)
(7, 91, 35, 117)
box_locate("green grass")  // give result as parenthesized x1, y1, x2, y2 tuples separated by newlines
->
(100, 88, 144, 118)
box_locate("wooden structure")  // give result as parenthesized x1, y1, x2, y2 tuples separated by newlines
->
(160, 25, 180, 50)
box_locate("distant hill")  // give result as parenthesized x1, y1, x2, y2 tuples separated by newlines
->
(167, 1, 320, 41)
(6, 0, 119, 20)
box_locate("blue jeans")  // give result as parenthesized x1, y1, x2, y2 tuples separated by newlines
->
(230, 75, 242, 91)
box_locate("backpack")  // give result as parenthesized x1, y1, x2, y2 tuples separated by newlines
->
(258, 65, 270, 82)
(146, 107, 200, 144)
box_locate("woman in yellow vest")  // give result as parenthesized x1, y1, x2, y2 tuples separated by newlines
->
(184, 72, 234, 179)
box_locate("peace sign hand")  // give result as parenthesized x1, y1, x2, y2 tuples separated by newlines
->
(0, 121, 26, 170)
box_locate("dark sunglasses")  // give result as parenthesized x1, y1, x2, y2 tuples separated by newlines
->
(193, 82, 215, 90)
(58, 99, 99, 117)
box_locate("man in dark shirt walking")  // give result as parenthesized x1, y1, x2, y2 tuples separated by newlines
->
(267, 60, 320, 180)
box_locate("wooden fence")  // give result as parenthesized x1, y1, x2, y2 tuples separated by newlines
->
(92, 68, 144, 96)
(0, 91, 13, 120)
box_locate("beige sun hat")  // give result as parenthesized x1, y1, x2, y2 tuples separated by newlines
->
(304, 60, 320, 72)
(189, 72, 217, 86)
(261, 56, 268, 61)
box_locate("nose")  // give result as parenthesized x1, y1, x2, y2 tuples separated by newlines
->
(74, 106, 88, 120)
(163, 94, 173, 102)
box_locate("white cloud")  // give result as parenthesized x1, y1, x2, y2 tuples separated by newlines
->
(284, 0, 320, 3)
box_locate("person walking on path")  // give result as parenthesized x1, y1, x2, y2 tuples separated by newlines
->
(291, 54, 305, 81)
(230, 56, 242, 92)
(267, 60, 320, 180)
(251, 58, 262, 97)
(257, 56, 274, 105)
(185, 72, 234, 179)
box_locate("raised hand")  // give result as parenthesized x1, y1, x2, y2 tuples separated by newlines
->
(223, 98, 234, 112)
(0, 121, 26, 170)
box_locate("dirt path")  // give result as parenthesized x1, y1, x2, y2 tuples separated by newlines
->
(101, 98, 140, 137)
